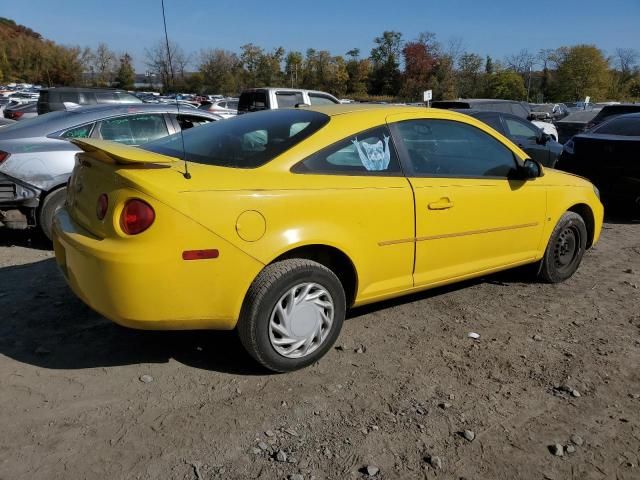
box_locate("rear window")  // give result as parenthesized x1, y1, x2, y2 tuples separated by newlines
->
(142, 109, 330, 168)
(594, 116, 640, 136)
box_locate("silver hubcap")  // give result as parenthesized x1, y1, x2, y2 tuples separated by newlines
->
(269, 283, 334, 359)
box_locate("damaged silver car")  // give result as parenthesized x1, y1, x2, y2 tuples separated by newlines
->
(0, 104, 220, 239)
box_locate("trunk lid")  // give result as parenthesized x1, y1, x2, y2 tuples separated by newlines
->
(67, 139, 179, 238)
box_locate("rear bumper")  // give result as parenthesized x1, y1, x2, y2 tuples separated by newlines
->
(52, 207, 262, 330)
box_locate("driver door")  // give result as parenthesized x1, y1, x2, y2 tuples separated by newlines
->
(388, 114, 547, 287)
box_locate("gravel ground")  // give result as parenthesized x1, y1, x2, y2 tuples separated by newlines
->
(0, 217, 639, 480)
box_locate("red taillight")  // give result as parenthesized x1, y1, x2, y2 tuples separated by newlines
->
(0, 151, 9, 165)
(120, 199, 155, 235)
(12, 111, 24, 119)
(96, 194, 108, 220)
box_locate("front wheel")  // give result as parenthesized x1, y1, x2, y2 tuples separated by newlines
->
(238, 259, 345, 372)
(38, 187, 67, 241)
(538, 212, 588, 283)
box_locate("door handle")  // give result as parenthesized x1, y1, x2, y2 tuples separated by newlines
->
(428, 198, 454, 210)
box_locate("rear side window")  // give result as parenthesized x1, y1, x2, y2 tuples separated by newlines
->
(238, 91, 268, 113)
(142, 109, 330, 168)
(276, 91, 304, 108)
(293, 125, 401, 175)
(98, 114, 168, 145)
(504, 117, 539, 141)
(60, 123, 95, 139)
(173, 114, 215, 131)
(309, 94, 338, 105)
(394, 119, 517, 178)
(594, 117, 640, 136)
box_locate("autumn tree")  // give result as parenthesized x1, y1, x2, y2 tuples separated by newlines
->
(145, 39, 189, 92)
(90, 43, 116, 85)
(400, 32, 438, 100)
(199, 49, 240, 94)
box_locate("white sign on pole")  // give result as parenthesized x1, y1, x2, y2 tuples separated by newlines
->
(423, 90, 433, 102)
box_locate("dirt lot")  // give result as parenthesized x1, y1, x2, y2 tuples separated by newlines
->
(0, 217, 639, 480)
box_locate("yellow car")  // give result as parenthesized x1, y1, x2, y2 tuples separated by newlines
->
(53, 105, 603, 372)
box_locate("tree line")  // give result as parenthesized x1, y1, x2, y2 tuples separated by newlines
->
(1, 17, 639, 102)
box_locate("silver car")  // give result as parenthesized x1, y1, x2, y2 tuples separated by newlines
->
(0, 104, 220, 239)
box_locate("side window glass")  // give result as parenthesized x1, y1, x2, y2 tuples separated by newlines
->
(394, 119, 517, 178)
(293, 125, 401, 175)
(309, 94, 337, 105)
(276, 92, 304, 108)
(175, 114, 214, 131)
(504, 118, 538, 141)
(60, 123, 94, 139)
(99, 114, 168, 145)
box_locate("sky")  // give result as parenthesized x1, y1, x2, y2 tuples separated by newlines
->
(3, 0, 639, 71)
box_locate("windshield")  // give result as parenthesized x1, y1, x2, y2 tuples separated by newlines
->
(142, 109, 330, 168)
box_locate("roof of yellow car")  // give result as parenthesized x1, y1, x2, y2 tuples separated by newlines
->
(304, 103, 474, 120)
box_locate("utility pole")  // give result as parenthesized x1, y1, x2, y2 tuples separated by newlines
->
(526, 65, 532, 103)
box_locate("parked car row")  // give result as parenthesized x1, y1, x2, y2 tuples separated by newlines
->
(0, 104, 220, 237)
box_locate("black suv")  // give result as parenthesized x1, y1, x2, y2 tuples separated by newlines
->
(37, 87, 142, 114)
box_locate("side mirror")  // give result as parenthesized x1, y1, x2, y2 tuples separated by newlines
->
(522, 159, 543, 179)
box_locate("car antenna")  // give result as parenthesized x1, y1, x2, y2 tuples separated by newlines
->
(161, 0, 190, 179)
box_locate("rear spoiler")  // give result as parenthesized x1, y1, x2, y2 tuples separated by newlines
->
(71, 138, 177, 165)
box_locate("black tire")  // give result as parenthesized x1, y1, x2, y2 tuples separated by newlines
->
(38, 187, 67, 241)
(238, 259, 346, 372)
(538, 212, 588, 283)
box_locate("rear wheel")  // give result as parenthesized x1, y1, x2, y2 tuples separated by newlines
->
(538, 212, 587, 283)
(238, 259, 345, 372)
(38, 187, 67, 241)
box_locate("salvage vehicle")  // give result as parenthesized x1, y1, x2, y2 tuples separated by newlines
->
(460, 110, 563, 167)
(557, 112, 640, 211)
(555, 109, 600, 143)
(433, 98, 558, 141)
(0, 104, 220, 238)
(52, 105, 603, 372)
(237, 88, 339, 114)
(37, 87, 142, 114)
(583, 104, 640, 131)
(3, 102, 38, 121)
(198, 98, 239, 118)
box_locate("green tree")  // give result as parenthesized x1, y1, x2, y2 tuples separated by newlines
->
(486, 71, 526, 100)
(553, 45, 610, 101)
(240, 43, 264, 87)
(369, 31, 403, 95)
(114, 53, 135, 89)
(285, 51, 303, 88)
(457, 53, 483, 98)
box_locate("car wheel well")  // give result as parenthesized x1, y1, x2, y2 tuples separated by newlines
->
(273, 245, 358, 307)
(568, 203, 595, 248)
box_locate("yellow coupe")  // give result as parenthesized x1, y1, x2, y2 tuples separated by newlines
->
(53, 105, 603, 372)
